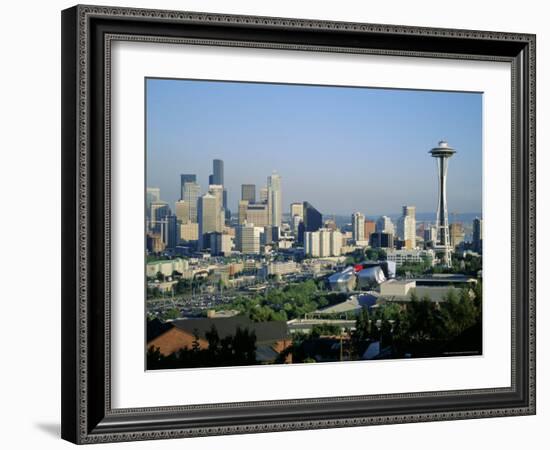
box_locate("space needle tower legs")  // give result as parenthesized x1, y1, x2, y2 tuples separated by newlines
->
(429, 140, 456, 268)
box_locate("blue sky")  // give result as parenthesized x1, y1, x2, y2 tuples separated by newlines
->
(146, 78, 482, 217)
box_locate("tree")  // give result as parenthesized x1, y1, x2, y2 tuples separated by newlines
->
(163, 308, 180, 320)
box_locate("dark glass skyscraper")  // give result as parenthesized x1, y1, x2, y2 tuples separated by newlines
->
(212, 159, 224, 185)
(241, 184, 256, 203)
(299, 201, 322, 243)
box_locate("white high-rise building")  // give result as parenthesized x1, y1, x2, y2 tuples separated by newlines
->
(236, 223, 261, 254)
(331, 230, 343, 256)
(208, 184, 225, 231)
(198, 193, 221, 248)
(182, 181, 201, 223)
(376, 215, 394, 235)
(267, 172, 282, 227)
(352, 212, 365, 242)
(397, 206, 416, 249)
(305, 228, 343, 257)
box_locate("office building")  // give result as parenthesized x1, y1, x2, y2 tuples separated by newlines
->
(259, 186, 268, 204)
(208, 184, 225, 230)
(267, 172, 282, 227)
(352, 212, 365, 242)
(473, 217, 483, 253)
(369, 232, 394, 249)
(245, 203, 269, 228)
(424, 225, 437, 244)
(182, 181, 200, 222)
(238, 200, 249, 225)
(198, 193, 222, 249)
(211, 232, 233, 256)
(304, 228, 342, 257)
(303, 201, 323, 232)
(180, 222, 199, 242)
(397, 206, 416, 249)
(236, 223, 261, 254)
(212, 159, 224, 185)
(160, 215, 178, 250)
(149, 201, 170, 232)
(174, 200, 189, 224)
(376, 215, 394, 235)
(385, 248, 435, 267)
(146, 187, 161, 210)
(299, 201, 323, 244)
(146, 232, 165, 254)
(364, 219, 376, 241)
(239, 200, 270, 228)
(180, 174, 196, 200)
(241, 184, 256, 203)
(290, 202, 304, 219)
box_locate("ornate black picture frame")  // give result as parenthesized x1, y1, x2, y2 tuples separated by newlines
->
(61, 4, 536, 444)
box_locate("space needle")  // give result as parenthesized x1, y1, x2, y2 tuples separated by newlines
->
(429, 140, 456, 268)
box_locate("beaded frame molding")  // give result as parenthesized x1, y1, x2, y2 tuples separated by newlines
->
(61, 4, 536, 444)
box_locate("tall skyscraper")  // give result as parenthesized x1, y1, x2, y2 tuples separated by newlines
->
(473, 217, 483, 253)
(430, 140, 456, 267)
(267, 172, 282, 227)
(238, 200, 249, 225)
(149, 201, 170, 232)
(208, 184, 225, 232)
(160, 215, 178, 249)
(180, 174, 196, 200)
(212, 159, 224, 186)
(300, 201, 322, 244)
(259, 186, 268, 204)
(241, 184, 256, 203)
(397, 206, 416, 249)
(352, 212, 365, 242)
(182, 181, 201, 223)
(364, 220, 376, 241)
(174, 200, 189, 225)
(198, 193, 222, 249)
(376, 216, 394, 235)
(303, 202, 322, 232)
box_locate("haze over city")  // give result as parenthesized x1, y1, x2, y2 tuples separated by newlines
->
(146, 78, 482, 217)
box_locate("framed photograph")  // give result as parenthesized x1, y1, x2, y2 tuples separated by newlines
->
(61, 5, 536, 444)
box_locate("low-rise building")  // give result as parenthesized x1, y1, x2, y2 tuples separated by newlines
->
(266, 261, 299, 276)
(146, 258, 189, 278)
(385, 248, 435, 266)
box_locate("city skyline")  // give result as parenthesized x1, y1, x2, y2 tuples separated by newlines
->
(145, 79, 484, 370)
(146, 78, 482, 216)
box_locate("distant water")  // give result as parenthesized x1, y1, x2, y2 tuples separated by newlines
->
(325, 213, 482, 239)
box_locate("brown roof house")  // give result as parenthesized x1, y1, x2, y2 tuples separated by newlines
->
(147, 316, 292, 365)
